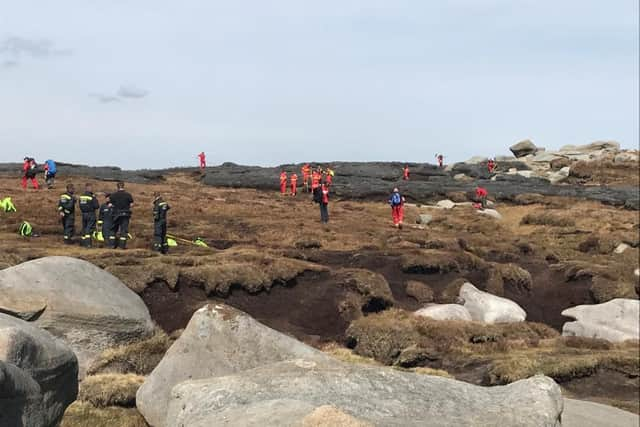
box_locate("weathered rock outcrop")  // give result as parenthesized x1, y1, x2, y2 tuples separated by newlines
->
(166, 359, 563, 427)
(0, 313, 78, 427)
(136, 304, 330, 427)
(510, 140, 539, 157)
(561, 299, 639, 343)
(562, 398, 639, 427)
(460, 282, 527, 323)
(414, 304, 472, 321)
(0, 256, 155, 377)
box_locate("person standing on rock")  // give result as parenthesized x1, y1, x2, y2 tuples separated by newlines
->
(57, 183, 76, 244)
(403, 165, 410, 180)
(389, 188, 405, 229)
(487, 158, 496, 173)
(198, 152, 206, 170)
(436, 154, 444, 168)
(280, 171, 288, 196)
(290, 173, 298, 196)
(78, 183, 99, 248)
(97, 193, 115, 246)
(313, 181, 329, 223)
(109, 182, 134, 249)
(325, 166, 334, 186)
(152, 193, 170, 254)
(311, 168, 321, 192)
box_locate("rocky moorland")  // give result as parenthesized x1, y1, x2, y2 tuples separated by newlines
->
(0, 140, 638, 426)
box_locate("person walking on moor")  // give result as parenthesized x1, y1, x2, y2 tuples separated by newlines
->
(389, 187, 405, 229)
(152, 193, 170, 254)
(97, 193, 115, 245)
(109, 182, 134, 249)
(22, 157, 39, 190)
(279, 171, 288, 195)
(403, 165, 410, 181)
(58, 183, 76, 244)
(78, 183, 99, 248)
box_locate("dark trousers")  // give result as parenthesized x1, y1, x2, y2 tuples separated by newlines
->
(113, 215, 130, 248)
(61, 215, 74, 243)
(153, 220, 168, 253)
(81, 212, 96, 247)
(320, 203, 329, 223)
(102, 221, 115, 248)
(45, 172, 55, 188)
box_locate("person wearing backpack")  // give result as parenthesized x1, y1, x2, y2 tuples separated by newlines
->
(313, 181, 329, 223)
(388, 188, 405, 229)
(44, 160, 57, 189)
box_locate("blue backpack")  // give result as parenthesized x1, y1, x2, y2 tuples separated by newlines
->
(45, 160, 57, 174)
(390, 192, 402, 206)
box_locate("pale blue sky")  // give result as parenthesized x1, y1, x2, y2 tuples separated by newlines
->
(1, 0, 638, 168)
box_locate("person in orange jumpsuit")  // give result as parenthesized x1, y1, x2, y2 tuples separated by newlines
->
(198, 152, 206, 169)
(301, 164, 311, 192)
(279, 171, 288, 195)
(311, 169, 321, 191)
(290, 173, 298, 196)
(403, 165, 410, 180)
(325, 167, 334, 186)
(487, 158, 496, 173)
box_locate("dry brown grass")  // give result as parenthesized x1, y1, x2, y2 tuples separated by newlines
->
(568, 159, 639, 185)
(520, 212, 575, 227)
(61, 402, 148, 427)
(88, 330, 172, 376)
(78, 373, 144, 408)
(405, 280, 434, 304)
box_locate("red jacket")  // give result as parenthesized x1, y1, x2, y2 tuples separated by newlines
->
(321, 185, 329, 204)
(476, 187, 488, 198)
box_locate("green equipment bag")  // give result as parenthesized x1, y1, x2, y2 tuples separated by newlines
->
(18, 221, 32, 237)
(193, 237, 209, 248)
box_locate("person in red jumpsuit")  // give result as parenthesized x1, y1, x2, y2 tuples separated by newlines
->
(290, 173, 298, 196)
(436, 154, 444, 168)
(21, 157, 39, 190)
(388, 188, 405, 229)
(403, 165, 410, 181)
(198, 152, 206, 169)
(475, 186, 488, 209)
(279, 171, 288, 195)
(487, 158, 496, 173)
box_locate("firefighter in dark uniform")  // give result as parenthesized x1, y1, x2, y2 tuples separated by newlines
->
(109, 182, 134, 249)
(57, 183, 76, 244)
(78, 183, 99, 248)
(98, 193, 115, 247)
(152, 193, 170, 254)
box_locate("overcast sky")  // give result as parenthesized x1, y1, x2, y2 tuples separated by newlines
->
(1, 1, 638, 169)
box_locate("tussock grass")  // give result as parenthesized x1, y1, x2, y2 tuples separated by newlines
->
(520, 213, 575, 227)
(88, 330, 172, 376)
(61, 402, 148, 427)
(78, 373, 144, 408)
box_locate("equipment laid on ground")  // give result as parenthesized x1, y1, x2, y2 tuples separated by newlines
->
(18, 221, 32, 237)
(0, 197, 17, 213)
(166, 234, 210, 248)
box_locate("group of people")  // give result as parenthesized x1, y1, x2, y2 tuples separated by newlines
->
(55, 181, 171, 253)
(21, 157, 58, 190)
(278, 164, 334, 223)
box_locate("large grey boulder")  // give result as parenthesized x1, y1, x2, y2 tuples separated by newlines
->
(166, 359, 563, 427)
(415, 304, 472, 321)
(562, 398, 639, 427)
(510, 140, 538, 158)
(137, 304, 330, 427)
(0, 256, 154, 377)
(459, 282, 527, 323)
(561, 299, 639, 343)
(0, 313, 78, 427)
